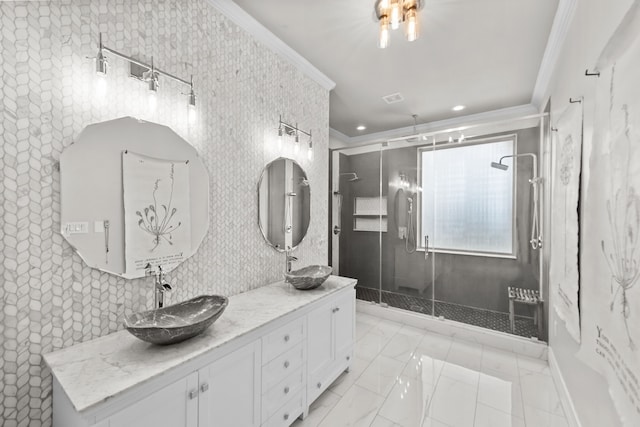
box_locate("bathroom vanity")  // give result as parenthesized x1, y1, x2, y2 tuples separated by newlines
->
(43, 276, 356, 427)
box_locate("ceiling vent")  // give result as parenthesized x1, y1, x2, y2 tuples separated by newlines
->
(382, 92, 404, 104)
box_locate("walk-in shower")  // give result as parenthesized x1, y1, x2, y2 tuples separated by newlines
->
(331, 119, 548, 341)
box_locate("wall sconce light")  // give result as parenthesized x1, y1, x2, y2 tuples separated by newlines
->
(307, 131, 313, 160)
(92, 33, 197, 115)
(276, 116, 313, 160)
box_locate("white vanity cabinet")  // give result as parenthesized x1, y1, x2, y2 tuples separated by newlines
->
(105, 372, 199, 427)
(307, 288, 355, 403)
(45, 277, 356, 427)
(198, 340, 262, 427)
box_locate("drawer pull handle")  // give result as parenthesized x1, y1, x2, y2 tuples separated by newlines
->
(284, 360, 290, 368)
(200, 383, 209, 393)
(188, 389, 198, 400)
(284, 386, 290, 394)
(284, 334, 290, 342)
(317, 382, 322, 389)
(284, 413, 290, 421)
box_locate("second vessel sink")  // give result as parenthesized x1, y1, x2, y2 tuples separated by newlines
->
(285, 265, 332, 290)
(124, 295, 229, 345)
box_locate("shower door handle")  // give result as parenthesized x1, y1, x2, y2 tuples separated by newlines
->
(424, 235, 429, 259)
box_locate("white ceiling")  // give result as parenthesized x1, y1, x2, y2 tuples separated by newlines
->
(233, 0, 559, 138)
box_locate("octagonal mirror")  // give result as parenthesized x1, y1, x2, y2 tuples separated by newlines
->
(60, 117, 209, 279)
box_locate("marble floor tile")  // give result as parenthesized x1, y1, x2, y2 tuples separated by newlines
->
(402, 351, 445, 386)
(317, 384, 385, 427)
(379, 375, 435, 427)
(329, 356, 370, 396)
(519, 369, 564, 416)
(445, 339, 483, 372)
(517, 353, 551, 376)
(312, 314, 569, 427)
(480, 347, 519, 377)
(381, 332, 422, 363)
(417, 332, 453, 361)
(523, 404, 570, 427)
(477, 371, 524, 419)
(356, 331, 391, 362)
(430, 375, 478, 427)
(370, 415, 402, 427)
(355, 354, 406, 396)
(369, 319, 404, 340)
(474, 403, 526, 427)
(292, 389, 340, 427)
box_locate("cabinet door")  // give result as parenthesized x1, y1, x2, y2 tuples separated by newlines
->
(107, 372, 198, 427)
(198, 340, 261, 427)
(333, 289, 355, 359)
(307, 301, 334, 382)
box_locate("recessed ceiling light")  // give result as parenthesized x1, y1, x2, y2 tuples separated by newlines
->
(452, 105, 466, 111)
(357, 125, 366, 131)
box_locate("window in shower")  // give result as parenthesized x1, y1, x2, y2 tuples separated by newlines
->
(418, 136, 516, 256)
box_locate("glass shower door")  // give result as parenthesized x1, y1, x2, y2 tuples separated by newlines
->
(380, 138, 436, 318)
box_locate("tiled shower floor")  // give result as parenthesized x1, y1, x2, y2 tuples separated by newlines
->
(356, 287, 541, 340)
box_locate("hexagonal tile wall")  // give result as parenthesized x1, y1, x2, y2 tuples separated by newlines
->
(0, 1, 330, 426)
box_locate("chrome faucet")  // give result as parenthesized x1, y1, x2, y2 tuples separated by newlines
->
(285, 250, 298, 273)
(145, 264, 173, 309)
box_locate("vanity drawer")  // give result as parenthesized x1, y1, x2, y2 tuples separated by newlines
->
(263, 392, 304, 427)
(262, 368, 304, 421)
(262, 342, 304, 392)
(262, 317, 305, 363)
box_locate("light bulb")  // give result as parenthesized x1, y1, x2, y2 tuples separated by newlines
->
(379, 17, 390, 49)
(448, 136, 453, 143)
(307, 142, 313, 160)
(459, 133, 465, 143)
(95, 73, 107, 99)
(148, 91, 157, 112)
(294, 140, 300, 155)
(277, 127, 283, 151)
(188, 105, 196, 124)
(390, 0, 401, 29)
(406, 8, 418, 42)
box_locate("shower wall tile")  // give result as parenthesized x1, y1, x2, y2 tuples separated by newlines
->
(0, 1, 329, 426)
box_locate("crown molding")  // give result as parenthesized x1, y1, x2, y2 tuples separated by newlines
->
(206, 0, 336, 91)
(531, 0, 578, 109)
(330, 104, 539, 149)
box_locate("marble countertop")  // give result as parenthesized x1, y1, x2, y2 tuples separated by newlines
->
(43, 275, 356, 414)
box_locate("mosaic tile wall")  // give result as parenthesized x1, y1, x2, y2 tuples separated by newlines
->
(0, 1, 329, 425)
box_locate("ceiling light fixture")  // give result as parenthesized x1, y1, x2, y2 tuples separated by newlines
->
(357, 125, 367, 131)
(375, 0, 423, 48)
(452, 105, 465, 111)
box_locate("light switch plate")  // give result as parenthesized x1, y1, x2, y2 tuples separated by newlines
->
(65, 222, 89, 234)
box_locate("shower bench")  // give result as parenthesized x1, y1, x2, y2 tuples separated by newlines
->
(508, 286, 543, 338)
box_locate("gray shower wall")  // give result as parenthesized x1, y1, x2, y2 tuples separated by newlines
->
(337, 127, 540, 315)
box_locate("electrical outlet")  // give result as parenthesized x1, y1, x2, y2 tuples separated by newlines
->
(65, 222, 89, 234)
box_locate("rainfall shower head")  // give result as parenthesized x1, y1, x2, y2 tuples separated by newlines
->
(491, 162, 509, 171)
(339, 172, 361, 182)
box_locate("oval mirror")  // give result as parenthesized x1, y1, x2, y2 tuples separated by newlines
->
(258, 158, 310, 251)
(60, 117, 209, 279)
